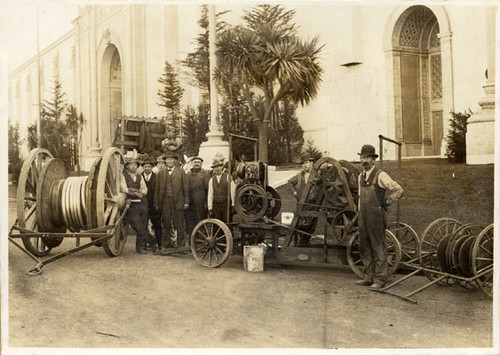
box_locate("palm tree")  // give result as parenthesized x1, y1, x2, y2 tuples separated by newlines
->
(216, 4, 324, 163)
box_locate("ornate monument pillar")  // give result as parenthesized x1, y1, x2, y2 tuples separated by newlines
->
(466, 7, 496, 164)
(198, 5, 229, 168)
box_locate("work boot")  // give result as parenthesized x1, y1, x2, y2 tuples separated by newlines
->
(368, 283, 384, 290)
(356, 280, 373, 286)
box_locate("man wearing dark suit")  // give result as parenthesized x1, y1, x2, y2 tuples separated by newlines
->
(142, 160, 162, 252)
(185, 156, 211, 237)
(154, 153, 189, 252)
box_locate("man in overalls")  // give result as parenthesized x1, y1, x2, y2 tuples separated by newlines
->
(356, 144, 403, 289)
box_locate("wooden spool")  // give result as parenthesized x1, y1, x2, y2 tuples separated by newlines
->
(16, 147, 127, 257)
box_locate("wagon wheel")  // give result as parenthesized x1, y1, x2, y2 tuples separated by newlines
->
(419, 217, 463, 284)
(446, 224, 483, 289)
(387, 222, 419, 262)
(96, 147, 127, 257)
(234, 184, 269, 222)
(471, 224, 494, 297)
(265, 186, 281, 219)
(17, 148, 54, 256)
(331, 209, 358, 245)
(190, 219, 233, 268)
(346, 230, 402, 279)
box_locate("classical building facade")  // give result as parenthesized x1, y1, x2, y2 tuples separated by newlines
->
(8, 3, 495, 166)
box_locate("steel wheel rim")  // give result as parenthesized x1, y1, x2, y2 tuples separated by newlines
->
(190, 219, 233, 268)
(17, 148, 53, 256)
(471, 224, 494, 297)
(97, 147, 126, 256)
(346, 230, 402, 279)
(387, 221, 419, 262)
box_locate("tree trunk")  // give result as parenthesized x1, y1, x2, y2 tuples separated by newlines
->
(257, 120, 269, 163)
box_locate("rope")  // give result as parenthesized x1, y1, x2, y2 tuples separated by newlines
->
(61, 176, 88, 229)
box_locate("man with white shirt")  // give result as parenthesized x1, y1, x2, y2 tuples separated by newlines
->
(154, 153, 189, 251)
(356, 144, 404, 289)
(207, 158, 235, 223)
(121, 157, 154, 254)
(142, 160, 162, 252)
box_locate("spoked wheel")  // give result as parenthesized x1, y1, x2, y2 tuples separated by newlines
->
(387, 222, 419, 262)
(96, 147, 127, 257)
(331, 209, 357, 245)
(419, 217, 463, 284)
(17, 148, 54, 256)
(190, 219, 233, 268)
(471, 224, 494, 297)
(346, 230, 402, 279)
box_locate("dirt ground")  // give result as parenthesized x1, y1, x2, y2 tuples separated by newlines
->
(6, 190, 495, 352)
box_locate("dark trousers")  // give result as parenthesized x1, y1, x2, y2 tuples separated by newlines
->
(126, 203, 153, 252)
(148, 208, 162, 247)
(212, 200, 228, 223)
(358, 206, 388, 284)
(161, 198, 186, 248)
(185, 202, 207, 237)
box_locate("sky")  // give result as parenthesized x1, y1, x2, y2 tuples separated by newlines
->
(0, 0, 80, 72)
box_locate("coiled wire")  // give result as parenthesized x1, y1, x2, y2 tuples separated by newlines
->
(61, 176, 88, 229)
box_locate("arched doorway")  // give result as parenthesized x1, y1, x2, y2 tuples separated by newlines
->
(100, 44, 122, 150)
(391, 6, 443, 156)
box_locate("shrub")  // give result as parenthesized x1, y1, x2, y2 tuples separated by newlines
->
(302, 138, 323, 162)
(446, 110, 471, 163)
(8, 120, 22, 182)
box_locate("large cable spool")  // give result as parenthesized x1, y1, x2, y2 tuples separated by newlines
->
(16, 147, 127, 257)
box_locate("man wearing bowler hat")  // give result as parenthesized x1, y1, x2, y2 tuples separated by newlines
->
(356, 144, 403, 289)
(185, 156, 211, 237)
(154, 152, 189, 253)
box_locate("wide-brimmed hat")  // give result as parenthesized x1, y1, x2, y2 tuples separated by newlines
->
(358, 144, 378, 158)
(125, 157, 141, 165)
(300, 155, 315, 164)
(211, 159, 224, 168)
(142, 159, 154, 166)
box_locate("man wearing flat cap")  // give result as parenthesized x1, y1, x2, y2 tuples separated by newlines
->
(142, 159, 162, 251)
(287, 155, 321, 246)
(154, 152, 189, 252)
(121, 156, 154, 254)
(185, 156, 211, 237)
(356, 144, 403, 289)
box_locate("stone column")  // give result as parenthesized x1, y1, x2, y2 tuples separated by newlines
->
(438, 30, 454, 157)
(88, 6, 102, 160)
(198, 5, 229, 169)
(466, 7, 496, 165)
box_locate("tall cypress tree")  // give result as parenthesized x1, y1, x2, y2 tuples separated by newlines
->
(157, 60, 184, 135)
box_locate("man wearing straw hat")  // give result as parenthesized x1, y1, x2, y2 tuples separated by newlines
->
(356, 144, 403, 289)
(121, 156, 154, 254)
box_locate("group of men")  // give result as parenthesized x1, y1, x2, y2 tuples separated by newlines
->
(288, 144, 404, 290)
(120, 153, 233, 255)
(121, 142, 403, 289)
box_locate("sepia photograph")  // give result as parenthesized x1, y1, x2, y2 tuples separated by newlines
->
(1, 0, 498, 354)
